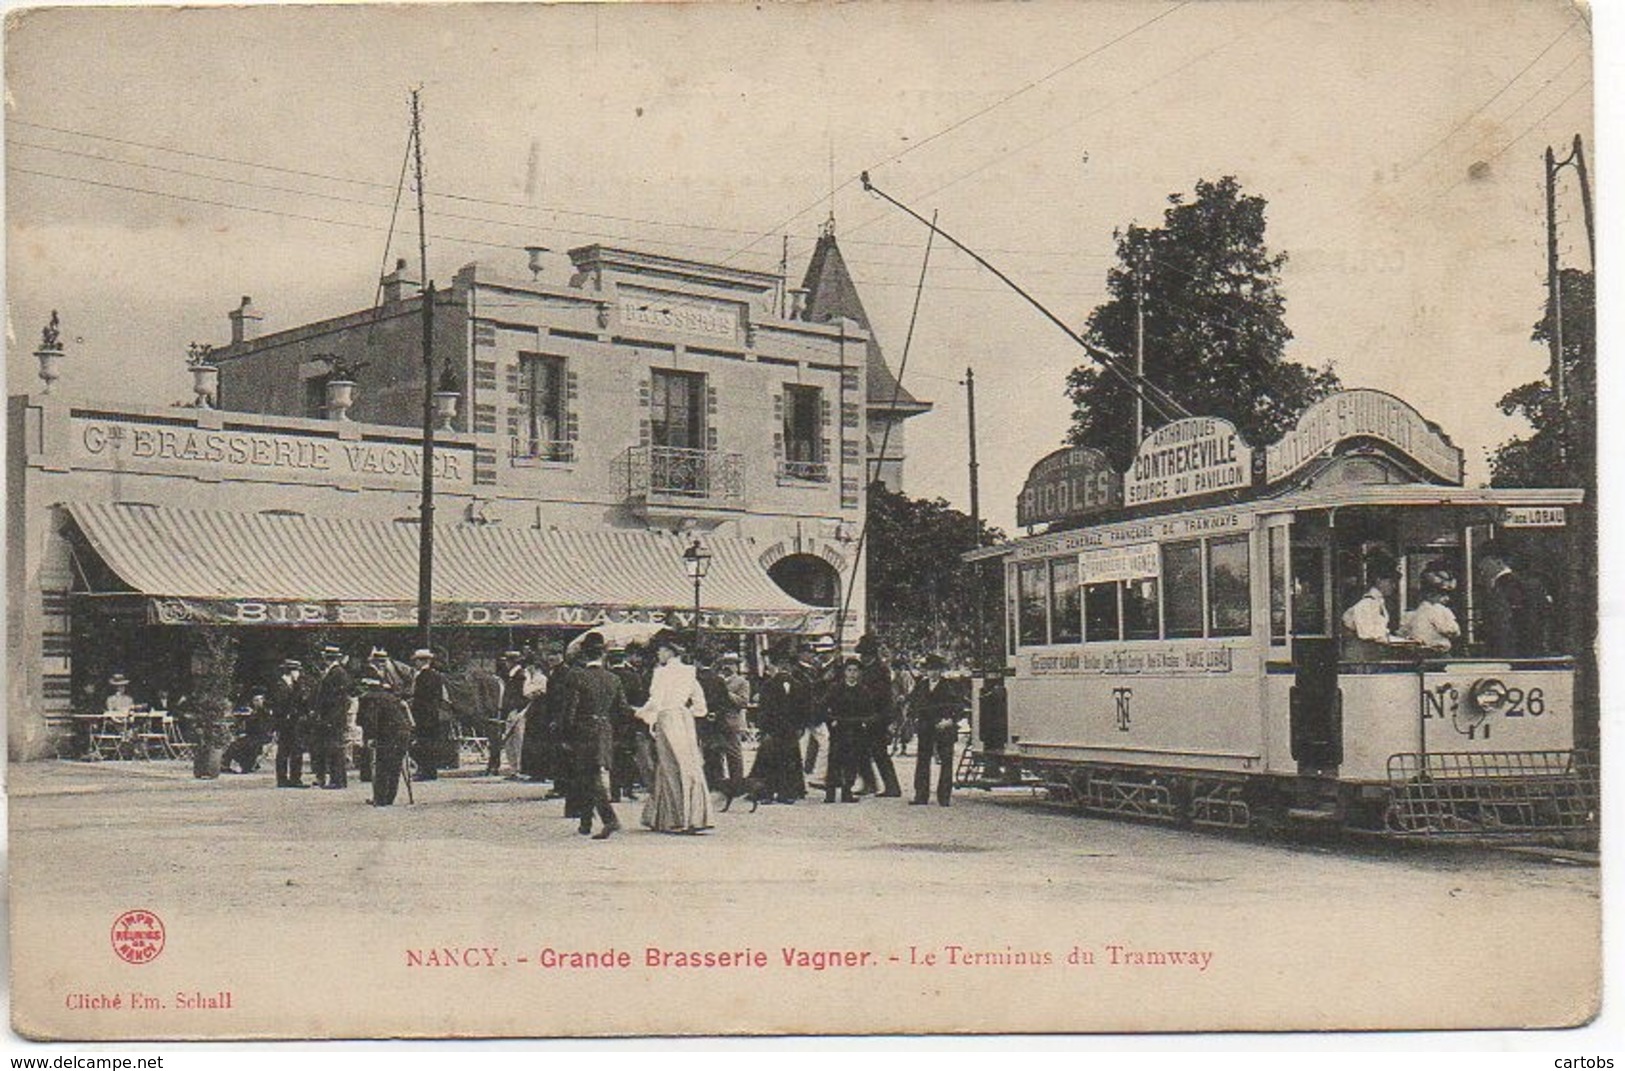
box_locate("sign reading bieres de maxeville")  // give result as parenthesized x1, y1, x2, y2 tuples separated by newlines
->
(1265, 389, 1463, 485)
(1124, 417, 1252, 507)
(1017, 446, 1121, 527)
(74, 418, 472, 490)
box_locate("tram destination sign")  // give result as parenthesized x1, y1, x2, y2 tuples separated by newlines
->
(1124, 417, 1252, 507)
(1016, 446, 1121, 528)
(1265, 389, 1463, 485)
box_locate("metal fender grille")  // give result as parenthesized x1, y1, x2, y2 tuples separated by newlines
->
(1385, 750, 1598, 836)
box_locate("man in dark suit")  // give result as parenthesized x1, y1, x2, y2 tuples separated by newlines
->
(1477, 541, 1555, 659)
(409, 649, 446, 781)
(560, 632, 625, 839)
(270, 658, 308, 788)
(855, 634, 902, 797)
(910, 654, 968, 807)
(312, 645, 353, 789)
(493, 651, 528, 775)
(360, 676, 414, 807)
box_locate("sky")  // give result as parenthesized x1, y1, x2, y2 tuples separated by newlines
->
(3, 0, 1601, 535)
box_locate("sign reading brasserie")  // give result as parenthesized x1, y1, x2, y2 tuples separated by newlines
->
(1124, 417, 1252, 507)
(1265, 389, 1462, 485)
(1016, 446, 1121, 527)
(76, 419, 472, 489)
(618, 285, 740, 342)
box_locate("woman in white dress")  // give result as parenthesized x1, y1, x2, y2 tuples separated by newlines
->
(635, 634, 714, 833)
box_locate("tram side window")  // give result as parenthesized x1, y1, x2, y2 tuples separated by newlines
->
(1268, 527, 1289, 644)
(1123, 577, 1160, 640)
(1162, 540, 1204, 639)
(1084, 582, 1120, 643)
(1291, 545, 1328, 635)
(1049, 558, 1083, 645)
(1207, 535, 1252, 637)
(1017, 562, 1049, 647)
(1006, 567, 1019, 656)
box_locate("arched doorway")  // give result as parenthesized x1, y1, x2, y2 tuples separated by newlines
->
(768, 554, 841, 608)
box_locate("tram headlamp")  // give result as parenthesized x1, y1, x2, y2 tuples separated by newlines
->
(1467, 678, 1509, 716)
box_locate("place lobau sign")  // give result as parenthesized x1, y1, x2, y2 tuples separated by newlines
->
(1124, 417, 1252, 507)
(75, 418, 472, 490)
(1016, 446, 1121, 527)
(1265, 389, 1462, 485)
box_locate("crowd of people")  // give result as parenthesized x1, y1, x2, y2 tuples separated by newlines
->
(206, 628, 975, 837)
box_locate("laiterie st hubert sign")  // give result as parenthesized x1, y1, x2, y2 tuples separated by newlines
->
(1265, 389, 1462, 485)
(1124, 417, 1252, 507)
(1016, 446, 1121, 528)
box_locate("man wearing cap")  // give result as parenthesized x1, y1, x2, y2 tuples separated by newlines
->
(271, 658, 309, 787)
(559, 632, 625, 838)
(312, 645, 353, 789)
(802, 636, 836, 784)
(716, 652, 751, 791)
(409, 648, 446, 781)
(359, 675, 414, 807)
(909, 654, 968, 807)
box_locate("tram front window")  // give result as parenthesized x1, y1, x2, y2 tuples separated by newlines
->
(1472, 537, 1559, 659)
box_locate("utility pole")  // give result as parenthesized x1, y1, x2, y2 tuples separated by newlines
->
(965, 366, 983, 668)
(1570, 134, 1595, 268)
(1134, 249, 1147, 446)
(1544, 145, 1566, 431)
(412, 89, 437, 651)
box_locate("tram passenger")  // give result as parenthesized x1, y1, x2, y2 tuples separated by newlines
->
(1476, 542, 1555, 658)
(1339, 560, 1409, 660)
(1400, 577, 1461, 653)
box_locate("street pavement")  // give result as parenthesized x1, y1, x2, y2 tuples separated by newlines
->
(8, 755, 1601, 1039)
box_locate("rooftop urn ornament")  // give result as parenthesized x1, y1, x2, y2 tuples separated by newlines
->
(432, 365, 461, 430)
(186, 342, 218, 409)
(317, 353, 367, 422)
(35, 311, 63, 394)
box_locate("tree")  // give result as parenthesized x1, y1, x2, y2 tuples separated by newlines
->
(864, 483, 1005, 665)
(1065, 176, 1339, 468)
(1489, 267, 1594, 491)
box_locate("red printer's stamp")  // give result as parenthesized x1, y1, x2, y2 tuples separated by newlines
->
(110, 909, 165, 965)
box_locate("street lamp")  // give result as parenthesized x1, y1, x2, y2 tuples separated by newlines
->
(682, 538, 712, 655)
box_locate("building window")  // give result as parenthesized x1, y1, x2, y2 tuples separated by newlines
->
(1123, 577, 1161, 640)
(1208, 534, 1252, 637)
(1049, 558, 1082, 644)
(650, 369, 706, 450)
(304, 373, 331, 420)
(1017, 562, 1048, 647)
(1162, 540, 1205, 639)
(516, 353, 571, 462)
(780, 385, 827, 481)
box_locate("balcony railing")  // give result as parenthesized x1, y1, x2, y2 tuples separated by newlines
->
(510, 437, 576, 465)
(624, 445, 746, 507)
(776, 458, 831, 483)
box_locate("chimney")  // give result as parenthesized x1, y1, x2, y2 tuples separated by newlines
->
(788, 287, 809, 320)
(381, 258, 420, 303)
(228, 296, 263, 344)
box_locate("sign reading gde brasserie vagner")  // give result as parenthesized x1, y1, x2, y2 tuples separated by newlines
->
(1265, 389, 1463, 484)
(75, 418, 472, 489)
(1017, 446, 1121, 527)
(1124, 417, 1252, 507)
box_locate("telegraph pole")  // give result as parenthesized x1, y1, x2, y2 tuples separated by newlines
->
(1570, 134, 1595, 268)
(1134, 249, 1147, 446)
(1545, 145, 1565, 419)
(412, 89, 437, 651)
(965, 366, 983, 668)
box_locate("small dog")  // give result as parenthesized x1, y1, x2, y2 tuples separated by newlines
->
(717, 776, 767, 813)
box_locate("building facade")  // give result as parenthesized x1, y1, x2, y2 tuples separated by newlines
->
(9, 244, 882, 758)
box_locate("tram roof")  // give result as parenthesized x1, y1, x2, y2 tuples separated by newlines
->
(965, 483, 1585, 563)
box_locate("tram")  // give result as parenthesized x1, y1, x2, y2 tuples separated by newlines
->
(970, 390, 1594, 840)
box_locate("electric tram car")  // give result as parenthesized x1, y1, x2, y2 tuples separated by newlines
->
(970, 390, 1594, 839)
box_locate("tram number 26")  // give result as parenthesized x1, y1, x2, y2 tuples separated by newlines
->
(1423, 681, 1546, 738)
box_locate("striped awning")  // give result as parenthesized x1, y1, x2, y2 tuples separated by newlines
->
(66, 502, 832, 632)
